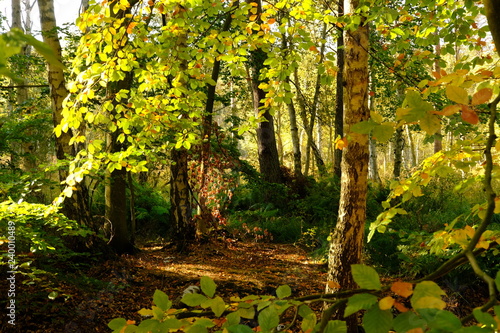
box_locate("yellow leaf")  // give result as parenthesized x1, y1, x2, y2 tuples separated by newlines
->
(446, 85, 469, 105)
(371, 111, 383, 124)
(391, 281, 413, 298)
(412, 296, 446, 310)
(249, 14, 258, 21)
(379, 296, 395, 310)
(495, 198, 500, 214)
(407, 329, 424, 333)
(465, 225, 476, 238)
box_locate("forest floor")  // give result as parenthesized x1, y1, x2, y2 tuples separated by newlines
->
(3, 241, 328, 333)
(1, 240, 487, 333)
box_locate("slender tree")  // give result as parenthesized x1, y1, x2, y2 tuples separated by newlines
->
(325, 0, 370, 331)
(38, 0, 92, 228)
(333, 0, 344, 179)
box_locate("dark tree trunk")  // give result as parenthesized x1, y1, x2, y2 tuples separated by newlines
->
(393, 126, 404, 179)
(103, 1, 138, 254)
(333, 1, 345, 180)
(170, 148, 194, 251)
(247, 0, 282, 184)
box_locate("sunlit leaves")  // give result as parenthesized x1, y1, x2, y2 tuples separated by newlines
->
(399, 90, 440, 135)
(411, 281, 446, 310)
(446, 85, 469, 105)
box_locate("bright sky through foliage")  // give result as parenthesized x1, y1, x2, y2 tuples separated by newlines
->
(0, 0, 80, 35)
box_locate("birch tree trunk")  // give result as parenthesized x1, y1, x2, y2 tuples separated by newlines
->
(325, 0, 370, 330)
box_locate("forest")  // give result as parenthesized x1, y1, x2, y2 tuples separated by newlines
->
(2, 0, 500, 332)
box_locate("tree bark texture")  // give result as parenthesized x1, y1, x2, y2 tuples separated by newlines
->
(326, 0, 369, 330)
(333, 0, 345, 180)
(393, 126, 404, 179)
(104, 1, 138, 254)
(39, 0, 92, 228)
(168, 4, 196, 249)
(248, 0, 282, 184)
(170, 148, 194, 250)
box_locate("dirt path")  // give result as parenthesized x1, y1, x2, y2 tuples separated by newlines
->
(5, 242, 327, 333)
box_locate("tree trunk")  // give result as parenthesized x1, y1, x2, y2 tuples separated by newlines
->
(333, 0, 345, 180)
(247, 0, 282, 184)
(368, 136, 381, 184)
(325, 0, 369, 331)
(287, 99, 302, 177)
(393, 126, 404, 179)
(405, 125, 417, 168)
(103, 1, 138, 254)
(38, 0, 92, 228)
(169, 4, 196, 250)
(433, 39, 443, 153)
(196, 7, 233, 236)
(170, 148, 194, 251)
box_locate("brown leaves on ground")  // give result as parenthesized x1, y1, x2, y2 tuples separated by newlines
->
(1, 242, 327, 333)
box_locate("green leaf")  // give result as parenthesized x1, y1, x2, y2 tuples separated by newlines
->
(362, 305, 393, 333)
(344, 293, 378, 317)
(351, 120, 376, 134)
(324, 320, 347, 333)
(400, 90, 434, 123)
(181, 293, 208, 307)
(454, 327, 491, 333)
(159, 318, 180, 330)
(108, 318, 127, 330)
(187, 325, 208, 333)
(419, 112, 441, 135)
(298, 304, 314, 318)
(153, 290, 171, 311)
(473, 308, 497, 329)
(138, 319, 160, 330)
(351, 264, 381, 290)
(227, 324, 255, 333)
(258, 306, 280, 332)
(494, 271, 500, 292)
(393, 312, 426, 333)
(301, 313, 317, 332)
(193, 318, 216, 328)
(48, 291, 58, 300)
(372, 123, 395, 143)
(210, 296, 226, 317)
(225, 312, 241, 327)
(411, 281, 446, 310)
(201, 276, 217, 298)
(276, 285, 292, 299)
(238, 306, 256, 319)
(427, 310, 462, 331)
(446, 85, 469, 105)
